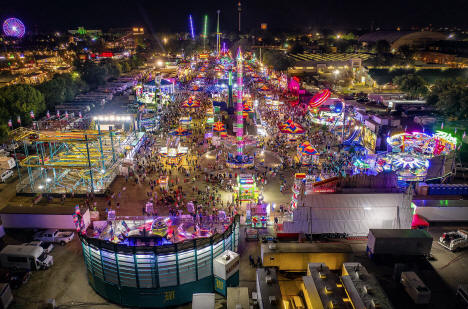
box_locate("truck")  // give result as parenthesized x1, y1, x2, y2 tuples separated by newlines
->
(34, 229, 74, 246)
(439, 230, 468, 252)
(367, 229, 433, 258)
(0, 245, 53, 270)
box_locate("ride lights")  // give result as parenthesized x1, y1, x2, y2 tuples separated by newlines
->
(93, 115, 132, 122)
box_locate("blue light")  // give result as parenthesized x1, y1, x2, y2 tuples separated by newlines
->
(189, 15, 195, 39)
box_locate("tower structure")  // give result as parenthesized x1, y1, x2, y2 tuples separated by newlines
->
(237, 2, 242, 33)
(236, 48, 244, 157)
(216, 10, 221, 55)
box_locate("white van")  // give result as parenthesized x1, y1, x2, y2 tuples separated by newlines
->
(0, 170, 13, 183)
(0, 245, 53, 270)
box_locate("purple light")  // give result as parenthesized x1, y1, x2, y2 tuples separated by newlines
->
(189, 15, 195, 39)
(3, 18, 25, 38)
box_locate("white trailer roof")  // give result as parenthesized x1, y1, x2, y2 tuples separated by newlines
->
(285, 193, 413, 236)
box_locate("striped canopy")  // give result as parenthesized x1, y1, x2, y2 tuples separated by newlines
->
(298, 141, 319, 155)
(213, 121, 226, 132)
(169, 127, 192, 136)
(181, 97, 201, 108)
(278, 119, 305, 134)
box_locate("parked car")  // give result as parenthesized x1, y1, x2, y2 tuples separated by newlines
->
(0, 170, 13, 183)
(0, 268, 32, 289)
(34, 229, 74, 245)
(24, 241, 54, 254)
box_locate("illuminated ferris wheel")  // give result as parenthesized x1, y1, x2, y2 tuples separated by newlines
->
(3, 18, 26, 38)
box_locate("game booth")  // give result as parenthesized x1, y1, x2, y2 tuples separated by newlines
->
(236, 174, 258, 203)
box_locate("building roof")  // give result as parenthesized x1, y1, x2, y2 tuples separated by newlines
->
(288, 52, 372, 64)
(359, 31, 414, 44)
(256, 268, 282, 309)
(284, 193, 413, 235)
(359, 31, 447, 49)
(341, 263, 394, 309)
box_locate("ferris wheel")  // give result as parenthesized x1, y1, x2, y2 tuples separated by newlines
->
(3, 18, 26, 38)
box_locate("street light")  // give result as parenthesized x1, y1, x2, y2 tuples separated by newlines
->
(163, 37, 168, 44)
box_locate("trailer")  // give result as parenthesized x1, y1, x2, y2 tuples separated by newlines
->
(367, 229, 433, 258)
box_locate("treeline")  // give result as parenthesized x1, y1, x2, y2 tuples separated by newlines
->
(75, 55, 144, 89)
(393, 74, 468, 120)
(0, 54, 145, 142)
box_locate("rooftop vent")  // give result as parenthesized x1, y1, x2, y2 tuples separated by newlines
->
(363, 285, 373, 295)
(266, 275, 274, 284)
(269, 296, 277, 305)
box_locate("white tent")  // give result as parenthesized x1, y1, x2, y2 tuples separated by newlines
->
(284, 193, 413, 236)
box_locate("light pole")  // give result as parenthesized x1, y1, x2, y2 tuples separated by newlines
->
(216, 10, 221, 55)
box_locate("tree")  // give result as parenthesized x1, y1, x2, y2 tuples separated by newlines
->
(427, 78, 468, 120)
(0, 84, 45, 126)
(262, 50, 293, 71)
(376, 40, 391, 55)
(398, 45, 414, 64)
(36, 73, 86, 110)
(78, 61, 107, 88)
(393, 74, 428, 99)
(290, 42, 305, 54)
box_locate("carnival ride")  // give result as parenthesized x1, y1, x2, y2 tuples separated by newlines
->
(3, 18, 25, 38)
(387, 131, 457, 157)
(308, 89, 331, 109)
(159, 137, 188, 166)
(363, 130, 458, 182)
(9, 126, 142, 194)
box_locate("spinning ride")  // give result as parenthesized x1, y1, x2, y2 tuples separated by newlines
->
(3, 18, 25, 38)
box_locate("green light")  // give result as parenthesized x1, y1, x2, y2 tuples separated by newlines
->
(203, 15, 208, 38)
(228, 71, 232, 86)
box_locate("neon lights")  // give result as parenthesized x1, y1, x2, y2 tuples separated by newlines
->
(387, 131, 457, 157)
(309, 89, 331, 108)
(434, 131, 457, 145)
(189, 15, 195, 39)
(236, 48, 244, 156)
(393, 155, 428, 170)
(3, 18, 25, 38)
(203, 15, 208, 38)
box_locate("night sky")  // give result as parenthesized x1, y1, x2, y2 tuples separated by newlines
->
(2, 0, 467, 34)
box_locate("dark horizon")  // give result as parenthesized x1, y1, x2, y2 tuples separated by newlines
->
(2, 0, 468, 34)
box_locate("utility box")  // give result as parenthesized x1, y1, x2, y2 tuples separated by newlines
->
(400, 271, 431, 304)
(0, 283, 13, 309)
(213, 250, 240, 296)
